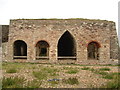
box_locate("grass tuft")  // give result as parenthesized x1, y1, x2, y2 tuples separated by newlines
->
(25, 80, 42, 88)
(2, 76, 26, 88)
(62, 77, 79, 85)
(6, 68, 17, 73)
(99, 68, 110, 71)
(101, 73, 120, 88)
(81, 67, 90, 70)
(33, 71, 47, 80)
(66, 69, 79, 74)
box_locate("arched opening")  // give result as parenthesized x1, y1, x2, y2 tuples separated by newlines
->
(58, 31, 76, 60)
(87, 41, 100, 60)
(36, 40, 49, 60)
(14, 40, 27, 59)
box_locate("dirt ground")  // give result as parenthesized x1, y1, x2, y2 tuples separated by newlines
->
(2, 62, 119, 88)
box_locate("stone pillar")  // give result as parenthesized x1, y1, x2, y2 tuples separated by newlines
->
(49, 45, 57, 63)
(7, 40, 13, 61)
(99, 44, 110, 63)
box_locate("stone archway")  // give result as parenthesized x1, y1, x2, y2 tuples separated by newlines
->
(87, 41, 100, 60)
(36, 40, 49, 60)
(14, 40, 27, 59)
(58, 31, 76, 60)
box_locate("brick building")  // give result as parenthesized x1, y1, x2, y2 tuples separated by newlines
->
(1, 19, 119, 64)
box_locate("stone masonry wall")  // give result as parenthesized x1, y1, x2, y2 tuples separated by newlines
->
(2, 25, 9, 43)
(6, 19, 119, 64)
(1, 25, 9, 61)
(109, 23, 119, 59)
(0, 25, 2, 47)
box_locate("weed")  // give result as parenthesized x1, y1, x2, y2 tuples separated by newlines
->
(66, 69, 79, 74)
(102, 72, 120, 79)
(25, 80, 42, 88)
(33, 71, 47, 80)
(89, 68, 95, 72)
(101, 73, 120, 88)
(2, 76, 26, 88)
(6, 68, 17, 73)
(42, 68, 58, 73)
(94, 71, 108, 75)
(63, 67, 74, 70)
(81, 67, 90, 70)
(62, 77, 79, 85)
(48, 80, 59, 85)
(99, 68, 110, 71)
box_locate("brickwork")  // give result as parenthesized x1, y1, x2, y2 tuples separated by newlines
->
(2, 19, 119, 65)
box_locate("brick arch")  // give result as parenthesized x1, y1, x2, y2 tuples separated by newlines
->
(35, 40, 50, 47)
(87, 40, 101, 48)
(13, 40, 27, 59)
(87, 41, 101, 60)
(35, 40, 49, 60)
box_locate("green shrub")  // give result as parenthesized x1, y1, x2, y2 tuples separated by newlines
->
(2, 76, 26, 88)
(81, 67, 90, 70)
(99, 68, 110, 71)
(62, 77, 79, 85)
(6, 68, 17, 73)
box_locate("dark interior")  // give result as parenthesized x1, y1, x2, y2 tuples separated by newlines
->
(36, 41, 49, 56)
(87, 42, 99, 60)
(14, 40, 27, 56)
(58, 31, 76, 57)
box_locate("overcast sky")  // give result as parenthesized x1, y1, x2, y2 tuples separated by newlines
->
(0, 0, 119, 43)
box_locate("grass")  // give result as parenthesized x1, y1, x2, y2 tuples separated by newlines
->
(101, 73, 120, 88)
(42, 67, 59, 76)
(94, 70, 108, 75)
(25, 80, 42, 88)
(2, 76, 26, 88)
(66, 69, 79, 74)
(63, 67, 74, 70)
(6, 68, 17, 73)
(2, 62, 120, 88)
(102, 72, 120, 79)
(48, 80, 59, 85)
(2, 76, 42, 88)
(81, 67, 90, 70)
(62, 77, 79, 85)
(99, 68, 110, 71)
(33, 71, 47, 80)
(42, 67, 59, 73)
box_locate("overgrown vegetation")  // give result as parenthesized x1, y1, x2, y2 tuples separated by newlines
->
(6, 68, 17, 73)
(101, 73, 120, 88)
(2, 76, 26, 88)
(99, 67, 110, 71)
(2, 62, 120, 88)
(81, 67, 90, 70)
(65, 69, 79, 74)
(25, 79, 42, 88)
(33, 71, 47, 80)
